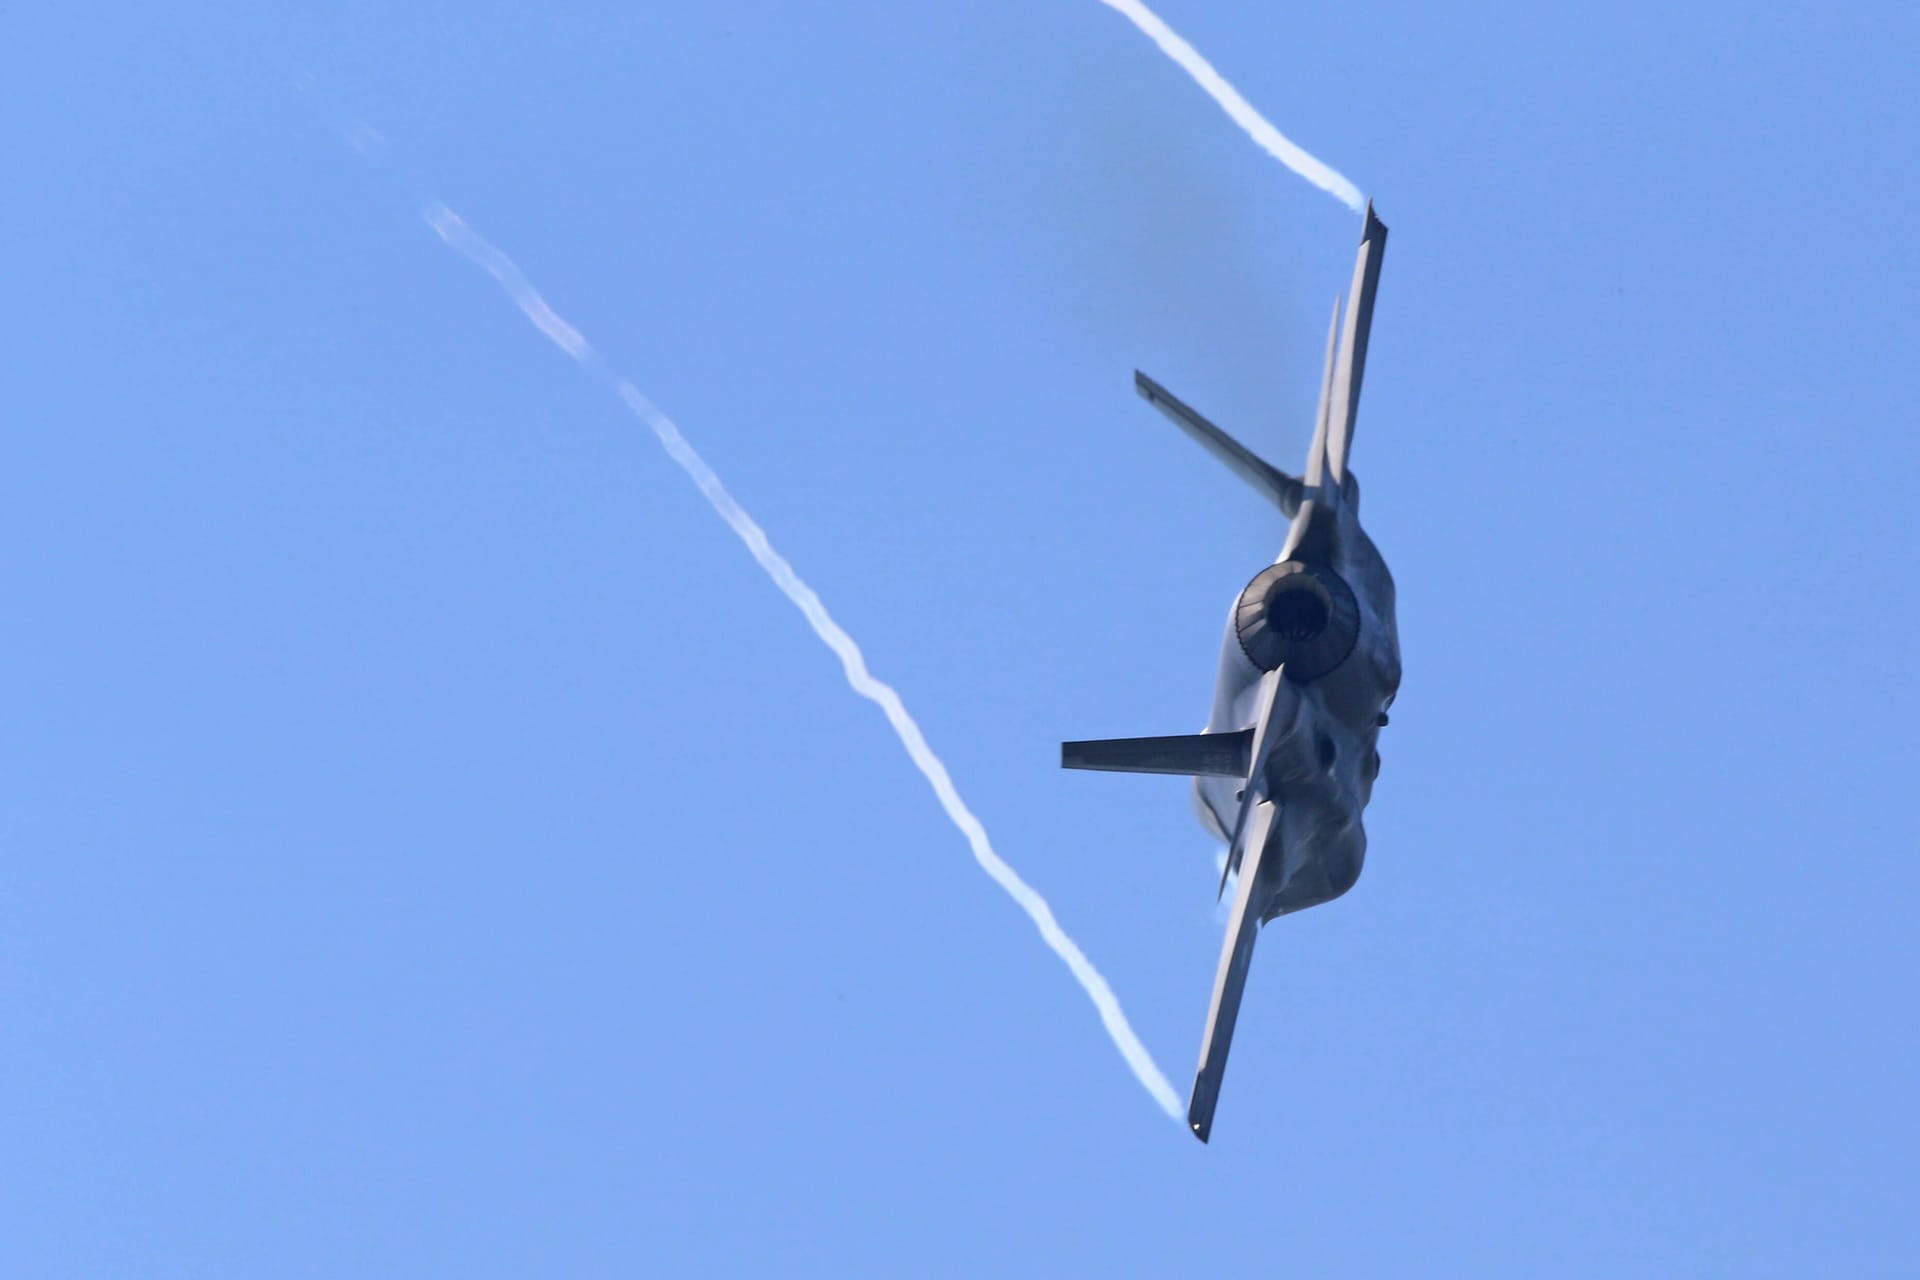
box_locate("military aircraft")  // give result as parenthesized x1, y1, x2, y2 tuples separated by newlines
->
(1062, 206, 1400, 1143)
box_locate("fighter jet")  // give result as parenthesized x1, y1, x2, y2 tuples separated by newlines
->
(1062, 207, 1400, 1143)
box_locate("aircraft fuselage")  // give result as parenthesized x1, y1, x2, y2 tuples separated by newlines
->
(1194, 501, 1399, 920)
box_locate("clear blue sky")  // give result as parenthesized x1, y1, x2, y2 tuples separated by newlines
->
(4, 2, 1916, 1275)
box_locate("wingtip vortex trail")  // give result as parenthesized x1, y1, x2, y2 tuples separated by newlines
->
(424, 204, 1185, 1124)
(1096, 0, 1365, 212)
(423, 203, 597, 363)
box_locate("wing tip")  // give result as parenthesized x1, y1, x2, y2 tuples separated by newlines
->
(1187, 1086, 1217, 1143)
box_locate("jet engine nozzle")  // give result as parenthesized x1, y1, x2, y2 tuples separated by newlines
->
(1234, 561, 1360, 681)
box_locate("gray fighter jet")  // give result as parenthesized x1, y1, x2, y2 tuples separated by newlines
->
(1062, 207, 1400, 1143)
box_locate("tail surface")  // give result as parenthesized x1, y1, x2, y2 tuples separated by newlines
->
(1061, 730, 1254, 778)
(1135, 371, 1305, 515)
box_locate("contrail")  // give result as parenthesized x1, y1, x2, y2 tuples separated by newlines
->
(422, 202, 1184, 1121)
(1096, 0, 1364, 212)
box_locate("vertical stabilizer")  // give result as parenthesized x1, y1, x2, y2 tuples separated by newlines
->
(1304, 294, 1343, 504)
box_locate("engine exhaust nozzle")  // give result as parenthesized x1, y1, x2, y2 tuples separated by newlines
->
(1233, 561, 1360, 681)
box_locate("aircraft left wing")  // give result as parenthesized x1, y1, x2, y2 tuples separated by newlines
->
(1188, 795, 1276, 1143)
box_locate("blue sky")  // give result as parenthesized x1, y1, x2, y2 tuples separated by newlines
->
(4, 1, 1917, 1275)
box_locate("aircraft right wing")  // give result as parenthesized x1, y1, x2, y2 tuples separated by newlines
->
(1323, 204, 1388, 486)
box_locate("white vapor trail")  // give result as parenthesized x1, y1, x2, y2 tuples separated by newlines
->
(1097, 0, 1364, 212)
(422, 203, 1184, 1121)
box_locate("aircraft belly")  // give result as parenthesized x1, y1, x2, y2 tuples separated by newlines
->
(1194, 602, 1267, 845)
(1207, 603, 1267, 734)
(1254, 685, 1371, 919)
(1262, 794, 1365, 920)
(1191, 776, 1235, 843)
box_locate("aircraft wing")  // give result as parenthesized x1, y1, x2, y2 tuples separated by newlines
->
(1324, 204, 1388, 485)
(1188, 794, 1277, 1143)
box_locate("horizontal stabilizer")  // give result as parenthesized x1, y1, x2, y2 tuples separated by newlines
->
(1135, 372, 1305, 516)
(1061, 729, 1254, 778)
